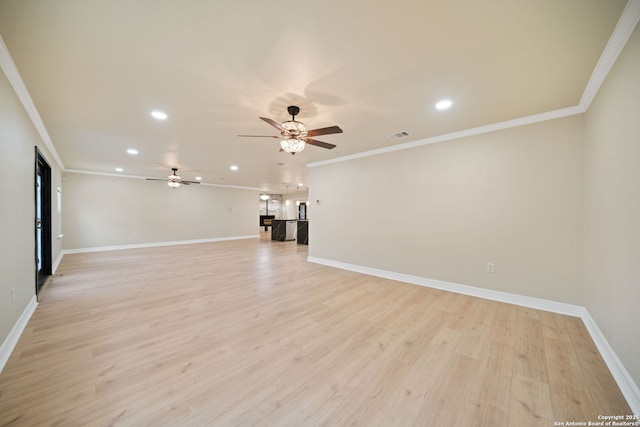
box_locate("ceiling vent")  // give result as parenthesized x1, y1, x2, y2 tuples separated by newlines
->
(389, 131, 410, 139)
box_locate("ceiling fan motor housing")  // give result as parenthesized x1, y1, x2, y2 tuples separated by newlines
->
(287, 105, 300, 118)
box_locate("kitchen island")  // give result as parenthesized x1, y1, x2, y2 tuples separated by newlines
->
(297, 220, 308, 245)
(271, 219, 297, 241)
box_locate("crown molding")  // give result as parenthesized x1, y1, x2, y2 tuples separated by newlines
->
(0, 36, 65, 170)
(64, 169, 260, 191)
(579, 0, 640, 111)
(64, 169, 149, 180)
(308, 1, 640, 169)
(307, 106, 582, 168)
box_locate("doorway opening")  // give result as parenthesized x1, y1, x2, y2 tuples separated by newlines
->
(298, 202, 307, 220)
(35, 148, 52, 298)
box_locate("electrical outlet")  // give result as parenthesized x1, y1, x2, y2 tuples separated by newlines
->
(487, 263, 495, 273)
(11, 286, 16, 301)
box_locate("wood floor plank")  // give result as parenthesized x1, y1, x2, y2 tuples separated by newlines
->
(544, 334, 600, 422)
(563, 315, 633, 417)
(508, 374, 555, 426)
(460, 340, 514, 427)
(0, 233, 631, 425)
(513, 310, 549, 383)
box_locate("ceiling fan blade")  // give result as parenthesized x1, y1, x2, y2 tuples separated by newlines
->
(180, 181, 200, 184)
(305, 138, 336, 150)
(259, 117, 286, 132)
(146, 178, 167, 181)
(306, 125, 343, 137)
(237, 134, 280, 138)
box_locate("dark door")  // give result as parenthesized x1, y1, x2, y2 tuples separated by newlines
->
(35, 149, 52, 297)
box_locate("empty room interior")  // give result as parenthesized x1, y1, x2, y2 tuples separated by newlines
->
(1, 1, 639, 425)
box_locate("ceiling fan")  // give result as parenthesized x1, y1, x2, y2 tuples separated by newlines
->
(146, 168, 200, 188)
(238, 105, 343, 155)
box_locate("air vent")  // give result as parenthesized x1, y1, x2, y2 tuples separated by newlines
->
(389, 131, 410, 139)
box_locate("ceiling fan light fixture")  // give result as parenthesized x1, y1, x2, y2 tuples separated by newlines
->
(239, 106, 340, 153)
(167, 169, 181, 188)
(282, 120, 306, 136)
(280, 137, 305, 155)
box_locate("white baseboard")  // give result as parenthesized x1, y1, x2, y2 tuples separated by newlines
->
(63, 235, 260, 254)
(52, 250, 64, 274)
(307, 256, 640, 414)
(581, 311, 640, 416)
(0, 295, 37, 374)
(307, 256, 584, 316)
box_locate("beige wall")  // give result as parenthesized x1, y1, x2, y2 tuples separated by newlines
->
(0, 66, 62, 345)
(309, 115, 584, 304)
(583, 24, 640, 386)
(62, 172, 258, 250)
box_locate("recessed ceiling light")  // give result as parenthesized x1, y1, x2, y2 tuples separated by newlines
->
(127, 148, 138, 155)
(230, 165, 239, 171)
(435, 99, 453, 110)
(115, 168, 123, 172)
(151, 110, 168, 120)
(298, 183, 304, 187)
(195, 176, 202, 181)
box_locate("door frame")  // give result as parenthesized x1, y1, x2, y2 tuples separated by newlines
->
(35, 148, 52, 298)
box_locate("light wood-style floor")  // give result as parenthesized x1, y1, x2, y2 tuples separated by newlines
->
(0, 233, 631, 426)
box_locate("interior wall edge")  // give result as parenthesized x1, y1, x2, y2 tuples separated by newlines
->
(307, 255, 640, 414)
(0, 296, 37, 375)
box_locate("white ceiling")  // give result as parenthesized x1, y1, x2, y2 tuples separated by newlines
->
(0, 0, 629, 192)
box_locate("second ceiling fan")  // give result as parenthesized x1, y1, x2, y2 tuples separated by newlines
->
(146, 168, 200, 188)
(238, 106, 343, 155)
